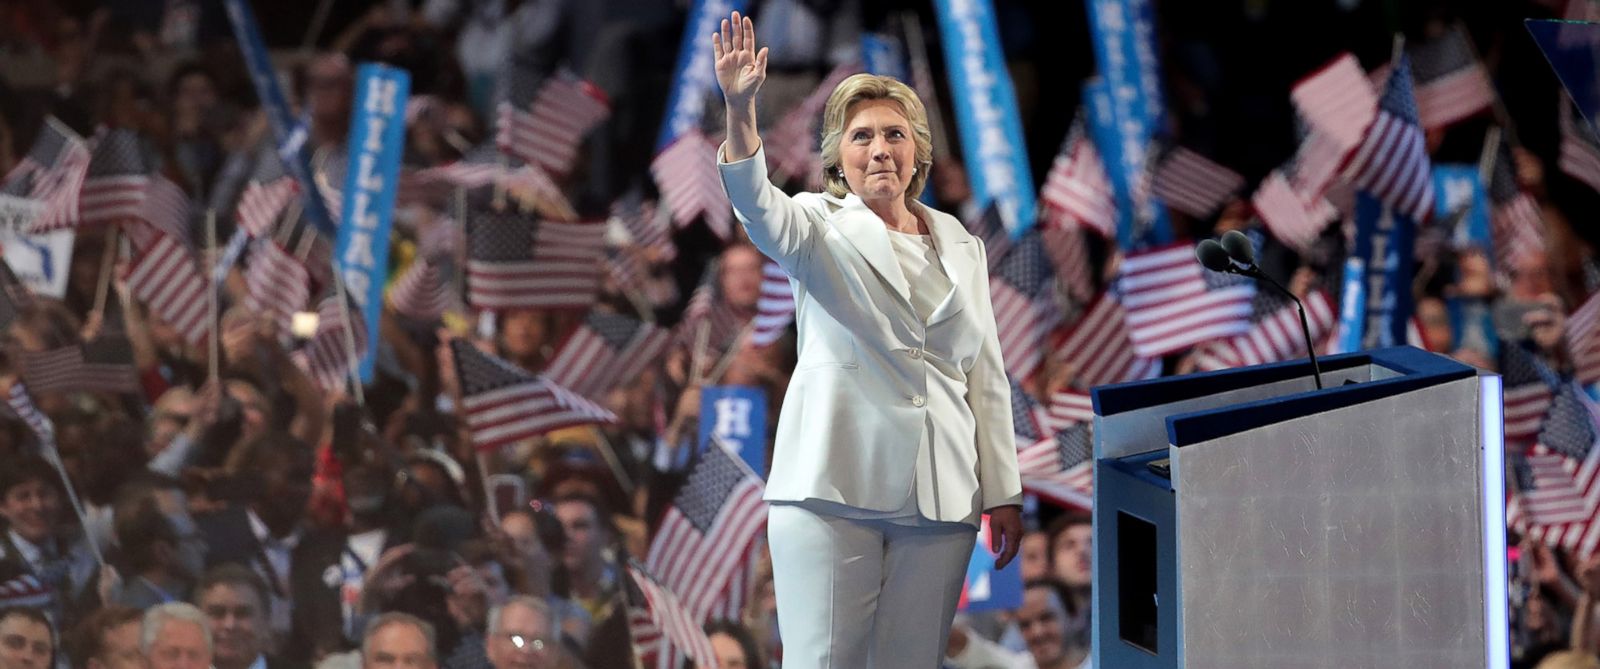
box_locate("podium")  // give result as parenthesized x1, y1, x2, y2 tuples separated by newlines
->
(1091, 347, 1507, 669)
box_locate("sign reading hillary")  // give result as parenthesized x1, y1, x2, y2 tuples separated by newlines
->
(698, 385, 768, 478)
(1084, 0, 1170, 249)
(0, 195, 73, 298)
(1336, 193, 1416, 353)
(657, 0, 747, 151)
(933, 0, 1036, 238)
(960, 513, 1023, 612)
(337, 64, 410, 382)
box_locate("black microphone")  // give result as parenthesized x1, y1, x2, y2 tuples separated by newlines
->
(1194, 234, 1325, 390)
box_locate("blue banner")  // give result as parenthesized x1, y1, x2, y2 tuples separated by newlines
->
(1084, 0, 1169, 248)
(1432, 165, 1492, 264)
(862, 33, 909, 83)
(960, 513, 1023, 612)
(933, 0, 1037, 238)
(338, 64, 410, 382)
(222, 0, 338, 238)
(656, 0, 747, 152)
(697, 385, 768, 477)
(1338, 193, 1416, 352)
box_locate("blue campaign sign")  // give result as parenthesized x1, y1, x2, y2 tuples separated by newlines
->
(697, 385, 768, 477)
(933, 0, 1037, 238)
(657, 0, 747, 151)
(338, 64, 410, 382)
(1338, 193, 1416, 353)
(1084, 0, 1171, 249)
(960, 513, 1023, 612)
(862, 32, 909, 83)
(1432, 165, 1492, 264)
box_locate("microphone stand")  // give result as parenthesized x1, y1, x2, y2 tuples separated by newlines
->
(1227, 265, 1326, 390)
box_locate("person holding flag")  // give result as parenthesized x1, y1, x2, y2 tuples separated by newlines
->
(711, 10, 1023, 667)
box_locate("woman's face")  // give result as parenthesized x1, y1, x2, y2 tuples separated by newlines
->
(837, 99, 918, 204)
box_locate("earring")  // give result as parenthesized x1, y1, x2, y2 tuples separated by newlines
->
(912, 167, 919, 174)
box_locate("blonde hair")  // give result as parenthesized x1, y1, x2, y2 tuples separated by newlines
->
(1538, 652, 1600, 669)
(818, 73, 933, 205)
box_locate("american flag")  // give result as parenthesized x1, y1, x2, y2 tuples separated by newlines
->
(1291, 53, 1379, 153)
(1117, 245, 1254, 357)
(244, 240, 311, 330)
(1149, 144, 1244, 220)
(748, 261, 796, 347)
(124, 227, 210, 345)
(292, 294, 367, 393)
(625, 565, 719, 669)
(766, 62, 859, 187)
(544, 311, 672, 400)
(1487, 135, 1545, 270)
(1040, 224, 1094, 304)
(967, 203, 1014, 271)
(1039, 115, 1116, 239)
(1051, 293, 1161, 390)
(1510, 383, 1600, 559)
(651, 130, 732, 239)
(0, 575, 51, 609)
(1191, 290, 1337, 372)
(465, 209, 604, 310)
(1, 117, 90, 232)
(495, 71, 611, 175)
(17, 335, 140, 395)
(675, 260, 748, 356)
(386, 256, 456, 322)
(1253, 171, 1334, 254)
(645, 438, 767, 623)
(1009, 375, 1048, 442)
(1342, 53, 1435, 223)
(1560, 100, 1600, 195)
(614, 198, 674, 259)
(1408, 25, 1496, 131)
(74, 129, 193, 241)
(236, 148, 298, 238)
(399, 157, 575, 219)
(1017, 424, 1094, 511)
(1042, 388, 1093, 435)
(1502, 344, 1559, 443)
(449, 338, 617, 451)
(990, 231, 1060, 383)
(5, 382, 54, 446)
(1568, 287, 1600, 388)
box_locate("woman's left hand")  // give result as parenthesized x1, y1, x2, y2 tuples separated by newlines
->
(989, 505, 1024, 570)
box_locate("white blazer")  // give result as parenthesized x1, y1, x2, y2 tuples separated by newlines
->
(718, 145, 1022, 523)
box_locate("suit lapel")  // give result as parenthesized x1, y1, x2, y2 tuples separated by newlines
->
(920, 202, 975, 326)
(829, 197, 913, 306)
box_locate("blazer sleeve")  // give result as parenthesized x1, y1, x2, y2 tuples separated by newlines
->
(717, 142, 826, 279)
(966, 238, 1024, 511)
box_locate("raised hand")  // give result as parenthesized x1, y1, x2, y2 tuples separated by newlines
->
(712, 11, 768, 107)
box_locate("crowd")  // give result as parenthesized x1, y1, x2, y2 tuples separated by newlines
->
(0, 0, 1597, 668)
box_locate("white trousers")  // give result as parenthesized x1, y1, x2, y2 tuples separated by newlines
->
(767, 504, 977, 669)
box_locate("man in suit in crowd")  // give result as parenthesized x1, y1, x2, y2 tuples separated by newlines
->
(141, 603, 212, 669)
(194, 565, 305, 669)
(0, 457, 100, 626)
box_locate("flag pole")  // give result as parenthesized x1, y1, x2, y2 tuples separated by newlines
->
(590, 427, 636, 495)
(452, 186, 468, 311)
(91, 226, 119, 320)
(475, 449, 497, 521)
(704, 320, 758, 386)
(207, 209, 221, 386)
(329, 268, 367, 407)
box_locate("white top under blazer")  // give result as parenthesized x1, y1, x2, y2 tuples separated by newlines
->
(718, 143, 1023, 526)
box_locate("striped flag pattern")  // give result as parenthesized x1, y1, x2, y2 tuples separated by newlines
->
(1511, 384, 1600, 559)
(990, 232, 1059, 383)
(450, 338, 617, 451)
(766, 62, 858, 187)
(236, 148, 298, 238)
(17, 336, 140, 395)
(1560, 100, 1600, 195)
(1040, 224, 1094, 304)
(1042, 389, 1093, 435)
(644, 439, 767, 625)
(1408, 25, 1496, 131)
(73, 129, 193, 241)
(1342, 53, 1435, 223)
(2, 117, 90, 232)
(1252, 170, 1336, 253)
(674, 260, 749, 356)
(652, 131, 732, 240)
(1117, 245, 1255, 357)
(1039, 116, 1116, 239)
(1568, 287, 1600, 388)
(6, 382, 54, 446)
(465, 210, 604, 310)
(1291, 53, 1379, 153)
(386, 256, 456, 322)
(749, 262, 796, 347)
(292, 295, 368, 393)
(1488, 135, 1545, 270)
(0, 575, 52, 609)
(1051, 294, 1161, 390)
(1191, 290, 1337, 372)
(244, 240, 311, 330)
(1149, 145, 1244, 219)
(495, 71, 611, 175)
(544, 311, 672, 400)
(124, 228, 209, 345)
(1502, 344, 1558, 443)
(1017, 424, 1094, 511)
(626, 565, 719, 669)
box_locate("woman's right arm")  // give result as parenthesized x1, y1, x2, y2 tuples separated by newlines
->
(714, 11, 821, 273)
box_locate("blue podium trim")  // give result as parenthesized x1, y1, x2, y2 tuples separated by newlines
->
(1090, 347, 1476, 447)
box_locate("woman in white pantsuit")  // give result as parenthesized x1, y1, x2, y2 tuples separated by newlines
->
(711, 11, 1025, 668)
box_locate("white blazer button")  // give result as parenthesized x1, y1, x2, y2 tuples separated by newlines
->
(911, 395, 925, 407)
(908, 348, 923, 359)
